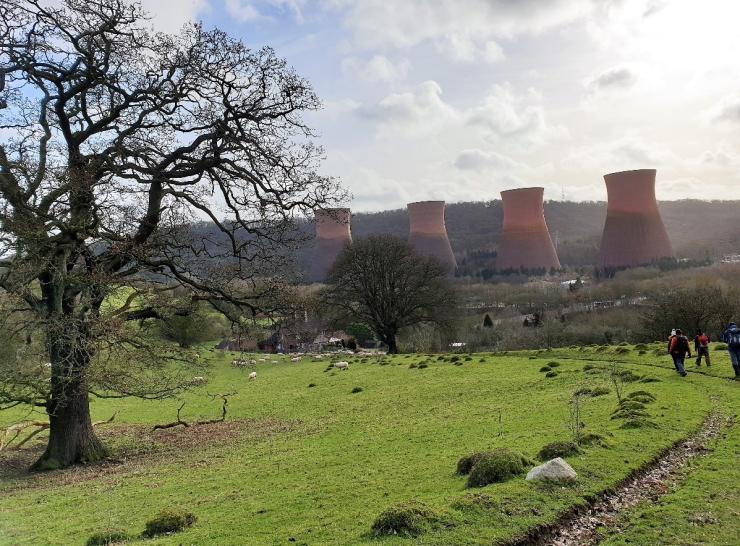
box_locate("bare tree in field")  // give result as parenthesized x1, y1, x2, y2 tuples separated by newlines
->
(321, 235, 454, 354)
(0, 0, 342, 469)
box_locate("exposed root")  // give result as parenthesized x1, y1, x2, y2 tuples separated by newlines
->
(151, 393, 236, 431)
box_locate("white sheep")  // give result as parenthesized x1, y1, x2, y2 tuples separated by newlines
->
(192, 376, 207, 385)
(291, 356, 301, 362)
(334, 361, 349, 370)
(250, 359, 257, 365)
(249, 371, 257, 380)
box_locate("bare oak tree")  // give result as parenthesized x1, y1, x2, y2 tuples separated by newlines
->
(321, 235, 454, 354)
(0, 0, 342, 469)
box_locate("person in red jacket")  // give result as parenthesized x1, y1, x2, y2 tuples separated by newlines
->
(668, 328, 691, 377)
(694, 329, 711, 367)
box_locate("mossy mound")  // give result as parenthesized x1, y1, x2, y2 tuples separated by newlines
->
(547, 361, 561, 368)
(537, 440, 581, 461)
(465, 449, 532, 488)
(545, 371, 558, 378)
(371, 501, 443, 537)
(142, 509, 196, 538)
(539, 366, 552, 372)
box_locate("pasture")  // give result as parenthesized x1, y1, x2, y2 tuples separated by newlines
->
(0, 344, 737, 545)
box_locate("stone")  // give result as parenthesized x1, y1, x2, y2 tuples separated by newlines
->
(526, 457, 577, 482)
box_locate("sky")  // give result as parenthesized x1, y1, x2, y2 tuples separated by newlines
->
(145, 0, 740, 211)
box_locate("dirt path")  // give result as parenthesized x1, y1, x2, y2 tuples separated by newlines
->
(512, 411, 728, 546)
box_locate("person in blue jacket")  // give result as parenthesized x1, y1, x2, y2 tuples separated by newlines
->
(721, 322, 740, 380)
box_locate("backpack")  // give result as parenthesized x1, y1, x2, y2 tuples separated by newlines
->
(698, 334, 709, 347)
(670, 336, 689, 354)
(728, 329, 740, 348)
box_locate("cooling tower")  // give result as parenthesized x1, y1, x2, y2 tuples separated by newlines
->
(309, 208, 352, 282)
(407, 201, 457, 274)
(496, 187, 561, 270)
(598, 169, 673, 268)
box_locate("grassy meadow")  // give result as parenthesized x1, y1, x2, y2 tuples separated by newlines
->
(0, 343, 738, 545)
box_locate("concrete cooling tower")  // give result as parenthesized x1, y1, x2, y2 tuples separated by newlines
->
(407, 201, 457, 274)
(598, 169, 674, 268)
(496, 187, 561, 270)
(309, 208, 352, 282)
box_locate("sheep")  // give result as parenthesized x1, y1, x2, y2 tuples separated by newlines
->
(334, 361, 349, 371)
(291, 356, 301, 362)
(248, 371, 257, 380)
(192, 376, 207, 386)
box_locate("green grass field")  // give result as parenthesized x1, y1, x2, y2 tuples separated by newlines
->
(0, 343, 737, 545)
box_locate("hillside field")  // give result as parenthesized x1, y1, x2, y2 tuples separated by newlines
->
(0, 345, 738, 545)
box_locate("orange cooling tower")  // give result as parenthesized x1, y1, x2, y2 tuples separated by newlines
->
(496, 187, 561, 270)
(598, 169, 673, 268)
(407, 201, 457, 274)
(309, 208, 352, 282)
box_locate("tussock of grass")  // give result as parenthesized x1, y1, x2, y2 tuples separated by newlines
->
(351, 386, 363, 394)
(85, 530, 131, 546)
(371, 501, 443, 537)
(142, 509, 196, 538)
(545, 371, 558, 378)
(537, 440, 581, 461)
(539, 366, 552, 372)
(464, 449, 532, 488)
(547, 361, 561, 368)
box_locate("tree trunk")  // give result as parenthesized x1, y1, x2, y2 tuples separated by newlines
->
(386, 334, 398, 354)
(31, 321, 108, 471)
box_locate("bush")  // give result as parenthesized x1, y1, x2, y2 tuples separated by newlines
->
(142, 509, 196, 538)
(371, 501, 441, 537)
(466, 449, 532, 487)
(351, 386, 363, 394)
(86, 530, 131, 546)
(545, 371, 558, 378)
(537, 440, 581, 461)
(539, 366, 552, 372)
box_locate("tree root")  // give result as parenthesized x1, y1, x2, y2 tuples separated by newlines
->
(151, 393, 235, 431)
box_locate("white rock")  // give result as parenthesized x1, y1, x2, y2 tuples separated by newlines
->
(526, 457, 577, 482)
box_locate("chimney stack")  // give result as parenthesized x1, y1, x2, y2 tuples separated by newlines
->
(496, 187, 561, 270)
(407, 201, 457, 274)
(598, 169, 673, 268)
(309, 208, 352, 282)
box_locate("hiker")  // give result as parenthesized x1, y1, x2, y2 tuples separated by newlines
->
(694, 329, 711, 367)
(721, 322, 740, 380)
(668, 328, 691, 377)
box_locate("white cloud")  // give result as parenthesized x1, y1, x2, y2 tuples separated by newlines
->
(141, 0, 210, 32)
(225, 0, 261, 22)
(356, 80, 458, 136)
(710, 95, 740, 125)
(586, 66, 639, 94)
(334, 0, 591, 62)
(224, 0, 307, 24)
(454, 149, 530, 173)
(341, 55, 409, 82)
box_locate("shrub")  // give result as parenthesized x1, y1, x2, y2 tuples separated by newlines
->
(142, 509, 196, 538)
(351, 386, 363, 394)
(539, 366, 552, 372)
(537, 440, 581, 461)
(465, 449, 532, 487)
(371, 501, 441, 537)
(86, 530, 131, 546)
(547, 361, 561, 368)
(545, 371, 558, 378)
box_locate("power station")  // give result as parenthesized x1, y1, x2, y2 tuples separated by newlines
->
(496, 187, 561, 270)
(309, 208, 352, 282)
(598, 169, 674, 268)
(406, 200, 457, 274)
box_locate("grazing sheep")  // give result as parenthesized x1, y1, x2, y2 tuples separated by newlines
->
(334, 361, 349, 370)
(250, 359, 257, 365)
(291, 356, 301, 362)
(192, 376, 207, 385)
(249, 371, 257, 380)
